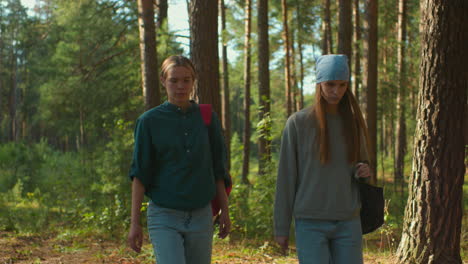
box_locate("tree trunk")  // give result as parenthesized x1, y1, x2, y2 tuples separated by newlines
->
(9, 46, 17, 142)
(290, 29, 298, 112)
(352, 0, 361, 102)
(338, 0, 352, 62)
(156, 0, 168, 30)
(220, 0, 231, 170)
(281, 0, 292, 117)
(321, 0, 333, 54)
(257, 0, 271, 175)
(241, 0, 252, 185)
(137, 0, 160, 110)
(189, 0, 221, 115)
(395, 0, 407, 192)
(365, 0, 378, 181)
(396, 1, 467, 263)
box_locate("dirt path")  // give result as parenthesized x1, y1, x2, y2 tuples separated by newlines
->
(0, 231, 395, 264)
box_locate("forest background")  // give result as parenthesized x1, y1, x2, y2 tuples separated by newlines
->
(0, 0, 466, 263)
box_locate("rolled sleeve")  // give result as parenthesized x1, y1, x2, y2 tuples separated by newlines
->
(274, 116, 299, 237)
(129, 117, 155, 189)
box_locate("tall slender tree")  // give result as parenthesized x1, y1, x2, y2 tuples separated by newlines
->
(338, 0, 352, 61)
(156, 0, 168, 30)
(189, 0, 221, 115)
(365, 0, 378, 181)
(396, 0, 467, 262)
(281, 0, 292, 117)
(257, 0, 271, 174)
(137, 0, 160, 110)
(321, 0, 333, 54)
(219, 0, 231, 169)
(395, 0, 407, 192)
(241, 0, 252, 185)
(352, 0, 361, 102)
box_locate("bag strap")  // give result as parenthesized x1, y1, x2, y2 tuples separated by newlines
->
(199, 104, 212, 126)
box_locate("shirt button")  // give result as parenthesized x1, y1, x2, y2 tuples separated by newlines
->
(184, 132, 188, 136)
(186, 149, 190, 153)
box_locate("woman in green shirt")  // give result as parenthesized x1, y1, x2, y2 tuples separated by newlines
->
(127, 55, 231, 264)
(274, 54, 372, 264)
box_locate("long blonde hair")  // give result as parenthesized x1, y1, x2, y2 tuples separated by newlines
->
(312, 83, 371, 165)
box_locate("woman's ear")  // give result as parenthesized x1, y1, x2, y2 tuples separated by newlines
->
(160, 76, 165, 87)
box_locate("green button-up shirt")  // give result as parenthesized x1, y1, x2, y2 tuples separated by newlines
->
(129, 101, 230, 210)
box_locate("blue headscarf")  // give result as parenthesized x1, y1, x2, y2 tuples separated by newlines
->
(315, 54, 350, 84)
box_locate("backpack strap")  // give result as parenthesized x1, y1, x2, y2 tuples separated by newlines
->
(199, 104, 212, 126)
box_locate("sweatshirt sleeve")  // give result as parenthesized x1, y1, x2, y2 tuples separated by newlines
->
(128, 116, 155, 189)
(274, 116, 298, 237)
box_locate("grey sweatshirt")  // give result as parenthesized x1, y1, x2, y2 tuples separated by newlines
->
(274, 107, 368, 237)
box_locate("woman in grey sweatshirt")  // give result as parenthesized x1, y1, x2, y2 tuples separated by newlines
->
(274, 54, 372, 264)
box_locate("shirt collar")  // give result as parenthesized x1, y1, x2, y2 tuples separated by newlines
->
(163, 100, 197, 113)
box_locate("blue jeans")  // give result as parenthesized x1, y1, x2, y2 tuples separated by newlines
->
(295, 217, 363, 264)
(147, 201, 213, 264)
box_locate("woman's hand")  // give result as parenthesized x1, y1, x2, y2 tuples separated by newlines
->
(355, 162, 372, 179)
(275, 236, 289, 254)
(217, 209, 231, 239)
(128, 223, 143, 253)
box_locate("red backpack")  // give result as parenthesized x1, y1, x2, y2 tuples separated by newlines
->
(199, 104, 232, 216)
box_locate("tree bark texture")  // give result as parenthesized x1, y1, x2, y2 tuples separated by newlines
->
(220, 0, 231, 170)
(257, 0, 271, 174)
(281, 0, 292, 117)
(189, 0, 221, 116)
(241, 0, 252, 184)
(321, 0, 333, 54)
(137, 0, 160, 110)
(365, 0, 378, 180)
(396, 0, 468, 263)
(395, 0, 407, 191)
(338, 0, 352, 64)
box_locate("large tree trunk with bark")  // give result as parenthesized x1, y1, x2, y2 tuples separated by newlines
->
(281, 0, 292, 117)
(137, 0, 160, 110)
(321, 0, 333, 54)
(241, 0, 252, 185)
(364, 0, 378, 181)
(396, 0, 467, 263)
(257, 0, 271, 175)
(394, 0, 407, 192)
(220, 0, 231, 170)
(189, 0, 221, 115)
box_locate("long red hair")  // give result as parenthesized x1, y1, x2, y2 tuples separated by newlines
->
(312, 83, 371, 165)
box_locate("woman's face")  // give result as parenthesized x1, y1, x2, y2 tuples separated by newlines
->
(320, 80, 348, 105)
(161, 66, 194, 107)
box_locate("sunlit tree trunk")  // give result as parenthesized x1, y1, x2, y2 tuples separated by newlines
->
(321, 0, 333, 54)
(257, 0, 271, 175)
(137, 0, 160, 110)
(396, 1, 467, 262)
(395, 0, 407, 193)
(290, 29, 298, 112)
(364, 0, 378, 181)
(241, 0, 252, 185)
(219, 0, 231, 169)
(189, 0, 221, 115)
(281, 0, 292, 117)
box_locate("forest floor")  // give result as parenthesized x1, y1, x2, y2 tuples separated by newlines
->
(0, 230, 399, 264)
